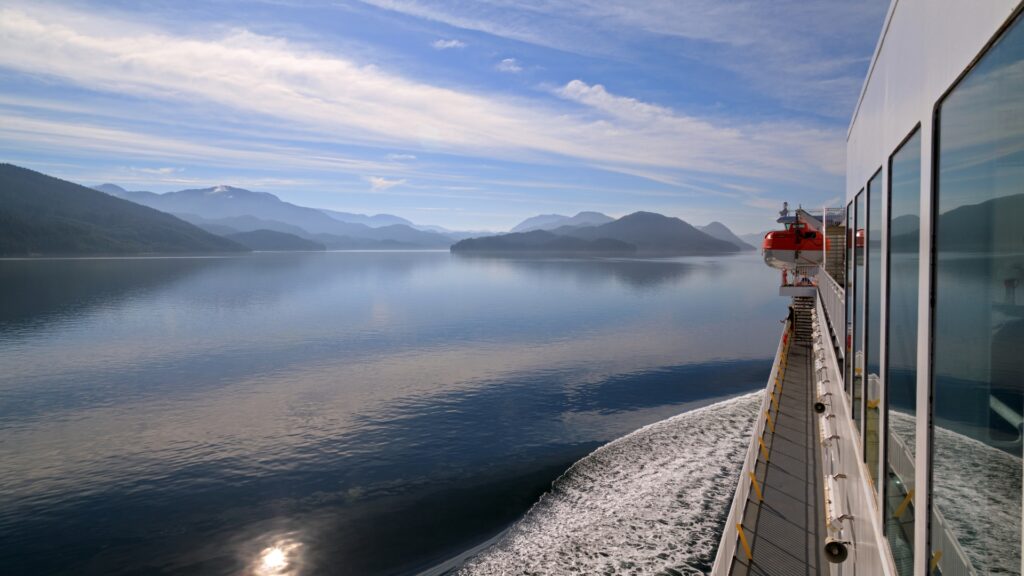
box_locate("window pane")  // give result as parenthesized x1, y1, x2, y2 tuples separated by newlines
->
(885, 130, 920, 576)
(932, 13, 1024, 575)
(853, 190, 865, 430)
(866, 170, 882, 486)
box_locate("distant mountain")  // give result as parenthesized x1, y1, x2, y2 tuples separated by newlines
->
(451, 230, 636, 253)
(561, 212, 740, 254)
(305, 233, 431, 250)
(93, 183, 129, 196)
(95, 183, 454, 248)
(412, 224, 494, 241)
(225, 229, 325, 251)
(511, 214, 569, 232)
(175, 213, 310, 237)
(697, 221, 755, 250)
(320, 209, 414, 228)
(1, 165, 246, 256)
(511, 211, 614, 232)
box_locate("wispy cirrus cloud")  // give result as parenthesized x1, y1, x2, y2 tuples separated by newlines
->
(357, 0, 885, 117)
(129, 166, 182, 175)
(431, 38, 465, 50)
(0, 5, 842, 185)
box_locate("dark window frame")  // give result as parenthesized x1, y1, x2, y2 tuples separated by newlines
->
(881, 124, 921, 560)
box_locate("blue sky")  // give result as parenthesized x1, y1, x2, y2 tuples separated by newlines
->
(0, 0, 889, 232)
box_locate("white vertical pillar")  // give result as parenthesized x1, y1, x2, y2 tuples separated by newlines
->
(913, 115, 933, 576)
(878, 162, 889, 517)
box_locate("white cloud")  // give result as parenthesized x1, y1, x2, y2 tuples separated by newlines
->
(496, 58, 522, 73)
(0, 5, 843, 192)
(357, 0, 886, 116)
(0, 113, 396, 174)
(367, 176, 406, 190)
(386, 153, 417, 161)
(431, 38, 466, 50)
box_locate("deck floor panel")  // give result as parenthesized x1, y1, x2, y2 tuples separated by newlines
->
(730, 322, 826, 576)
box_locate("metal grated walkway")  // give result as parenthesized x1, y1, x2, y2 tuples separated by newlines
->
(730, 300, 826, 575)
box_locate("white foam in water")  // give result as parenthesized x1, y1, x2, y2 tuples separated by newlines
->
(459, 392, 761, 576)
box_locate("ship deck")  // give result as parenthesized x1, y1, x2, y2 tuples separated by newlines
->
(729, 307, 826, 575)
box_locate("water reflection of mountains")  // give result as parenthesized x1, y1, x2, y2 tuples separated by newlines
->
(0, 253, 439, 330)
(452, 253, 729, 289)
(1, 252, 724, 331)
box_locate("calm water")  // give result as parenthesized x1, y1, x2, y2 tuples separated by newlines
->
(0, 251, 782, 575)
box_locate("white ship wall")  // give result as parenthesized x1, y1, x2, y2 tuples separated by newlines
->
(846, 1, 1022, 574)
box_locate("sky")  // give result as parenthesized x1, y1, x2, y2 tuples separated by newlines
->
(0, 0, 890, 233)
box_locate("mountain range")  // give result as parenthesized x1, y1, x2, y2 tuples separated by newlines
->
(453, 212, 742, 255)
(0, 165, 246, 256)
(0, 163, 759, 257)
(95, 183, 454, 249)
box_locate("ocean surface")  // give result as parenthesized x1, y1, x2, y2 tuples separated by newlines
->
(0, 251, 783, 575)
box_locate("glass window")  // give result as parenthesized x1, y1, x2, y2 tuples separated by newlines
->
(866, 170, 882, 487)
(846, 200, 856, 395)
(853, 190, 865, 430)
(931, 13, 1024, 575)
(884, 130, 920, 576)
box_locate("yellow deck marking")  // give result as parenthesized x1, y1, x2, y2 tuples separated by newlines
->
(737, 523, 753, 561)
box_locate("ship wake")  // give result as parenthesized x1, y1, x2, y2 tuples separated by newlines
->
(458, 392, 761, 575)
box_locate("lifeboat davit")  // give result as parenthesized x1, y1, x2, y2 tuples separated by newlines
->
(762, 207, 827, 271)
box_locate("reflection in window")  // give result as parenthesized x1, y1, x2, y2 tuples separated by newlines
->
(931, 13, 1024, 575)
(866, 170, 882, 487)
(884, 130, 920, 576)
(853, 191, 865, 430)
(846, 202, 855, 396)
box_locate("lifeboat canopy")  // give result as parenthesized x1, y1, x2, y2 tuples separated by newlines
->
(763, 203, 827, 271)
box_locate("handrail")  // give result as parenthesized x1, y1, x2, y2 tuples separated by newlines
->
(816, 268, 845, 360)
(710, 319, 792, 575)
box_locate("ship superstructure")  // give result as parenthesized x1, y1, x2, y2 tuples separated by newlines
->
(713, 1, 1024, 574)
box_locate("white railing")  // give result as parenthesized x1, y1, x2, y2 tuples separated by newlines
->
(931, 505, 977, 576)
(888, 432, 915, 489)
(710, 319, 791, 575)
(817, 268, 845, 360)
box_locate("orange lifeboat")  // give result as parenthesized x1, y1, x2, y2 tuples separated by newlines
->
(762, 206, 827, 271)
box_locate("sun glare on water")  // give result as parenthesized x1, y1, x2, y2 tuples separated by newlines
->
(252, 537, 303, 576)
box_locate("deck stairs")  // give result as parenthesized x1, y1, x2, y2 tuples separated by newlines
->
(792, 296, 815, 343)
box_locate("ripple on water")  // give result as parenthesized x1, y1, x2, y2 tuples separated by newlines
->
(459, 392, 761, 575)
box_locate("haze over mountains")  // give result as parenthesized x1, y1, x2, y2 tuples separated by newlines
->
(95, 183, 455, 249)
(1, 163, 761, 256)
(510, 212, 615, 233)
